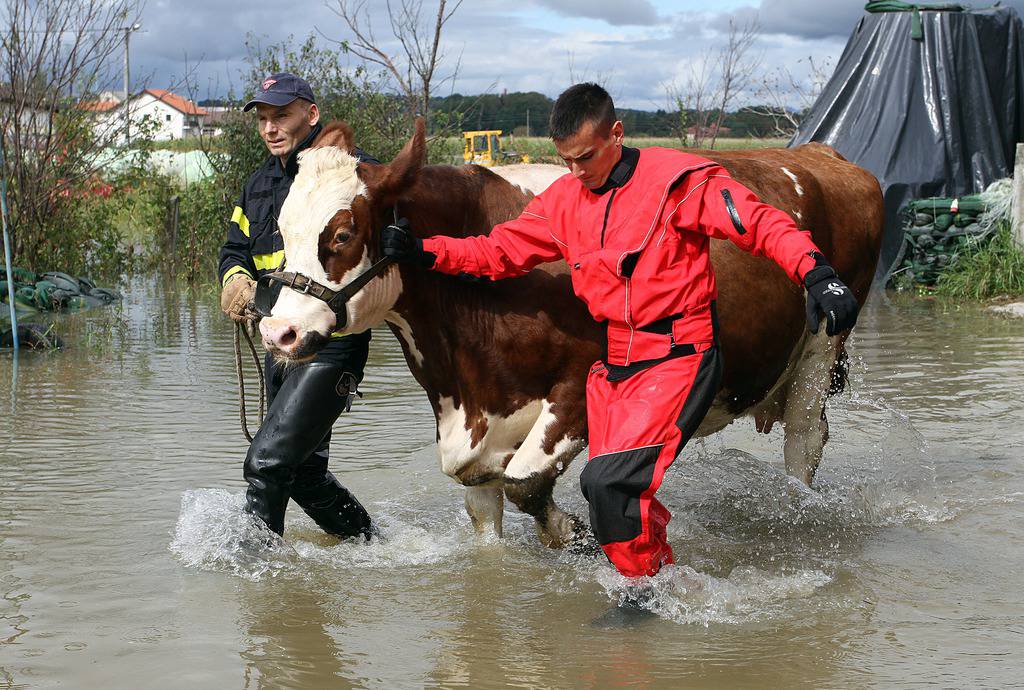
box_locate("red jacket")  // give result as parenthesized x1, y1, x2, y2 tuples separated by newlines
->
(424, 147, 821, 366)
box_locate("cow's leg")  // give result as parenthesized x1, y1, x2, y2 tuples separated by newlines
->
(464, 480, 504, 538)
(504, 465, 585, 548)
(782, 331, 839, 486)
(502, 401, 587, 548)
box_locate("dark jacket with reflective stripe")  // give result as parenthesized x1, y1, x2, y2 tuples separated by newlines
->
(217, 122, 380, 363)
(218, 122, 379, 285)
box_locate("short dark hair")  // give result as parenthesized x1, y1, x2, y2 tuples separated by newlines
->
(549, 83, 616, 141)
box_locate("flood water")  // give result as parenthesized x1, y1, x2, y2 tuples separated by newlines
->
(1, 278, 1023, 689)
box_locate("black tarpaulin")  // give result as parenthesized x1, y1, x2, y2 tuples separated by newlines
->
(790, 5, 1024, 281)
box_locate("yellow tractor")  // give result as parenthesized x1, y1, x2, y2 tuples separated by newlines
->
(462, 130, 530, 166)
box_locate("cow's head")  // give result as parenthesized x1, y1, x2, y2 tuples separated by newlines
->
(258, 119, 425, 361)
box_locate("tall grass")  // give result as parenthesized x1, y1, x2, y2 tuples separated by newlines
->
(935, 222, 1024, 299)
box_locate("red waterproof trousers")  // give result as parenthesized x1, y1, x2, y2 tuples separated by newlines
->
(581, 344, 723, 577)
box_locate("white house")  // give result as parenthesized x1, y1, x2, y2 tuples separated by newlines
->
(105, 89, 209, 141)
(131, 89, 208, 140)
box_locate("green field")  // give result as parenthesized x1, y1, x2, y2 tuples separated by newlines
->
(152, 133, 791, 163)
(434, 135, 791, 165)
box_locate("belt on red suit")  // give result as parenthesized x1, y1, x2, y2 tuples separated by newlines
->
(604, 302, 719, 377)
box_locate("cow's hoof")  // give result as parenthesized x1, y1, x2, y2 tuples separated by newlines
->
(536, 510, 586, 549)
(564, 524, 603, 558)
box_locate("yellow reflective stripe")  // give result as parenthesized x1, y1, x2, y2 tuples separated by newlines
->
(231, 206, 250, 237)
(221, 265, 252, 286)
(330, 332, 347, 338)
(253, 250, 285, 271)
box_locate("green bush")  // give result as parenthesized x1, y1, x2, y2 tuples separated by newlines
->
(935, 222, 1024, 299)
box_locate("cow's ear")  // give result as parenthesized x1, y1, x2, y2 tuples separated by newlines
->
(362, 118, 425, 206)
(312, 121, 356, 153)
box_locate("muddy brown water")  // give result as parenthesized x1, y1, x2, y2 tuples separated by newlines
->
(1, 279, 1022, 689)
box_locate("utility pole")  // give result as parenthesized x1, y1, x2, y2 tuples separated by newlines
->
(1013, 143, 1024, 251)
(526, 108, 530, 138)
(122, 22, 141, 146)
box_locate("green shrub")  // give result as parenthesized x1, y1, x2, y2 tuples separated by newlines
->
(935, 222, 1024, 299)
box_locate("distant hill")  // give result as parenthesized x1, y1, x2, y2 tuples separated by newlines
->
(431, 91, 792, 138)
(195, 91, 792, 139)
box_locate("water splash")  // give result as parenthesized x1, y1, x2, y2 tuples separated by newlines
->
(170, 489, 477, 581)
(289, 509, 472, 571)
(595, 563, 832, 626)
(169, 489, 294, 581)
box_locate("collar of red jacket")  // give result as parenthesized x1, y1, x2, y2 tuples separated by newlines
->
(591, 145, 640, 196)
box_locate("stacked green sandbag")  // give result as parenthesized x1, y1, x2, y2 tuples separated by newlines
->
(0, 267, 122, 313)
(894, 195, 994, 286)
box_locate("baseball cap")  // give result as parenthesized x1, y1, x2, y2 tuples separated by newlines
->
(242, 72, 316, 112)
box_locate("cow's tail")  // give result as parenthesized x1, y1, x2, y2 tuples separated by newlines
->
(828, 343, 850, 397)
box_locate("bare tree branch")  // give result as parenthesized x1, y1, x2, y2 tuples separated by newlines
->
(328, 0, 462, 118)
(752, 55, 833, 137)
(0, 0, 143, 262)
(709, 17, 760, 149)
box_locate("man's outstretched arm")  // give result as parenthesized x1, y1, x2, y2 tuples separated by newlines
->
(381, 193, 565, 279)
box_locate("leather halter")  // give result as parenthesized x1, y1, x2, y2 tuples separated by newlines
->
(254, 208, 399, 321)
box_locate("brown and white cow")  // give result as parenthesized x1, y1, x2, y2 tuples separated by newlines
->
(259, 120, 884, 548)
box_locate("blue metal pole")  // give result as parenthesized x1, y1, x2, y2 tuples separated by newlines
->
(0, 143, 18, 352)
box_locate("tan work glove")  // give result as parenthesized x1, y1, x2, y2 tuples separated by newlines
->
(220, 274, 257, 323)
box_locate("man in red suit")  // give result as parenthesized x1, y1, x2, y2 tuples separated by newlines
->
(383, 83, 858, 579)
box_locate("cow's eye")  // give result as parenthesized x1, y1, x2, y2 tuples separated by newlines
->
(334, 231, 352, 245)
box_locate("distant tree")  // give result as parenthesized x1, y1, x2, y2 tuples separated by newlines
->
(0, 0, 144, 269)
(752, 56, 834, 137)
(665, 17, 760, 148)
(329, 0, 463, 122)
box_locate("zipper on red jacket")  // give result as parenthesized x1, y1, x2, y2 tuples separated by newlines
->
(599, 189, 618, 247)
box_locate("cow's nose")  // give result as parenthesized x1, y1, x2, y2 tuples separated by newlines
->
(259, 318, 300, 353)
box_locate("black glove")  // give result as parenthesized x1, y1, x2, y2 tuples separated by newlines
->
(381, 218, 436, 268)
(803, 255, 859, 336)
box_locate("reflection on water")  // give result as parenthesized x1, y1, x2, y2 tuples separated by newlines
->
(1, 280, 1023, 689)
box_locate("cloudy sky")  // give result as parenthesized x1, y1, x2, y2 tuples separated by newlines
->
(132, 0, 1024, 110)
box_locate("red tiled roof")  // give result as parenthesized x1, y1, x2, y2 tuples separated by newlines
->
(144, 89, 208, 116)
(78, 100, 120, 112)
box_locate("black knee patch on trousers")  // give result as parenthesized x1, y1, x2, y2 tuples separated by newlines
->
(579, 445, 662, 545)
(675, 346, 723, 445)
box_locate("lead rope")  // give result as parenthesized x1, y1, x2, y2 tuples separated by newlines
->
(234, 321, 266, 443)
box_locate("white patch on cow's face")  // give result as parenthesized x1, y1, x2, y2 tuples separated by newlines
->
(436, 396, 543, 480)
(386, 310, 424, 368)
(781, 166, 804, 196)
(263, 146, 402, 344)
(504, 400, 584, 481)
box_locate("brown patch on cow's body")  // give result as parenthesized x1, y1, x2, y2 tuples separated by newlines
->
(386, 164, 602, 456)
(312, 121, 356, 152)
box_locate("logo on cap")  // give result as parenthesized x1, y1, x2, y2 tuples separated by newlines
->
(261, 78, 277, 91)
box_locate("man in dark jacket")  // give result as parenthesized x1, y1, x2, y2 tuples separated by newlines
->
(218, 72, 379, 540)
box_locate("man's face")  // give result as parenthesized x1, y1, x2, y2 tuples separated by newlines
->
(256, 99, 320, 159)
(554, 119, 624, 190)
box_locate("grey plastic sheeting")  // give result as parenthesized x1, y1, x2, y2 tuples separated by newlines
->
(790, 7, 1024, 281)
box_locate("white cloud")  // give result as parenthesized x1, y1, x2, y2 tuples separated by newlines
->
(534, 0, 660, 26)
(127, 0, 1024, 111)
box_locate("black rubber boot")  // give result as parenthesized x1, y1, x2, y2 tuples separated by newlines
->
(243, 358, 371, 539)
(290, 449, 372, 539)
